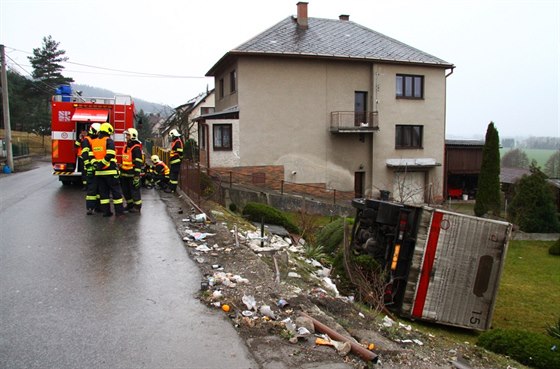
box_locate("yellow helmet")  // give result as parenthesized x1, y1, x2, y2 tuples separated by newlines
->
(88, 123, 101, 135)
(100, 122, 114, 135)
(169, 128, 181, 137)
(151, 155, 160, 163)
(124, 128, 138, 140)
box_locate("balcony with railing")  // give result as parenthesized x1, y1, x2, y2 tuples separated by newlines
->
(330, 111, 379, 133)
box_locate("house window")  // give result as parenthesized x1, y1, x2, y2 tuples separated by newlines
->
(213, 124, 232, 151)
(200, 107, 215, 115)
(230, 70, 237, 93)
(395, 125, 423, 149)
(396, 74, 423, 99)
(219, 78, 224, 99)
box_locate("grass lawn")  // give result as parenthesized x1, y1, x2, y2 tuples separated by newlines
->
(493, 240, 560, 334)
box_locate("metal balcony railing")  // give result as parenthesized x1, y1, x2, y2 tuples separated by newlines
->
(330, 111, 379, 133)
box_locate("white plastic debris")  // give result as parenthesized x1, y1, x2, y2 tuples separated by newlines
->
(322, 277, 339, 296)
(358, 312, 365, 318)
(382, 315, 395, 327)
(297, 326, 310, 335)
(195, 245, 211, 253)
(287, 272, 301, 278)
(242, 294, 257, 311)
(259, 305, 276, 319)
(212, 290, 222, 299)
(399, 322, 412, 331)
(413, 339, 424, 346)
(282, 318, 297, 334)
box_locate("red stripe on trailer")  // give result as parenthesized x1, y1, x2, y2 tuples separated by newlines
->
(412, 211, 444, 318)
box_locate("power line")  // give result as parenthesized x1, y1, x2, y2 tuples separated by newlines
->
(5, 45, 206, 79)
(5, 54, 59, 96)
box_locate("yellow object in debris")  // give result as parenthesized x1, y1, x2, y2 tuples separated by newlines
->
(222, 304, 230, 312)
(315, 337, 334, 346)
(368, 343, 375, 350)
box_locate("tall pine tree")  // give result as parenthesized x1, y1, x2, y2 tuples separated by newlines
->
(474, 122, 501, 217)
(28, 35, 74, 96)
(26, 35, 74, 134)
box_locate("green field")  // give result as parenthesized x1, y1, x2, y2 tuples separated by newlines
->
(493, 240, 560, 334)
(500, 148, 556, 168)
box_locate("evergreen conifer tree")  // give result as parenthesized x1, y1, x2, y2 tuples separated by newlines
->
(508, 165, 560, 232)
(474, 122, 501, 217)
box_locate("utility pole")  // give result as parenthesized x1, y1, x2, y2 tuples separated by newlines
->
(1, 44, 14, 172)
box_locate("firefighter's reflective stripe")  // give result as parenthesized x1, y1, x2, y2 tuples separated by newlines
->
(53, 140, 59, 159)
(155, 161, 170, 175)
(170, 139, 183, 165)
(121, 143, 142, 171)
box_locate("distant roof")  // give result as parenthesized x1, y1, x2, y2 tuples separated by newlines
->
(547, 178, 560, 189)
(445, 139, 485, 146)
(207, 16, 454, 75)
(500, 167, 531, 184)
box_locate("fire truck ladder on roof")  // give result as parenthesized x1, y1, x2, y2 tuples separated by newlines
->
(111, 96, 132, 131)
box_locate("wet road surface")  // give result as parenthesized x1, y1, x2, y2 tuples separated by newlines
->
(0, 163, 258, 369)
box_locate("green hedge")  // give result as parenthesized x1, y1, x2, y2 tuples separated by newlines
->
(242, 202, 299, 234)
(477, 329, 560, 369)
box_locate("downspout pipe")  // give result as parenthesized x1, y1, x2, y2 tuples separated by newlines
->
(443, 66, 455, 200)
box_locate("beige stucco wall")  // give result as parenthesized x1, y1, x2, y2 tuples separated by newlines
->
(372, 64, 446, 201)
(205, 118, 240, 168)
(211, 56, 448, 201)
(215, 65, 239, 111)
(236, 57, 373, 191)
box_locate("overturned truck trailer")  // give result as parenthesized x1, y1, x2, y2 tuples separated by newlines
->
(350, 198, 512, 330)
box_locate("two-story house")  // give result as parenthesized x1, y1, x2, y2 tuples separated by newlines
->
(196, 2, 454, 203)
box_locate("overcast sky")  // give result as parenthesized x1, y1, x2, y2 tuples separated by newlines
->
(1, 0, 558, 139)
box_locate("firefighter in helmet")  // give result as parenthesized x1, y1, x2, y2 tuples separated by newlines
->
(166, 128, 183, 193)
(120, 128, 143, 213)
(91, 122, 125, 217)
(151, 155, 170, 190)
(83, 123, 101, 215)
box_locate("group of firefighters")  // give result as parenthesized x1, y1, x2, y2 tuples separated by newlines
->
(76, 123, 184, 217)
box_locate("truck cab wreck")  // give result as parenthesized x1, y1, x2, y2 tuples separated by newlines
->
(350, 198, 512, 330)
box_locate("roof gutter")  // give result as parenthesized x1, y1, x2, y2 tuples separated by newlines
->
(446, 66, 455, 78)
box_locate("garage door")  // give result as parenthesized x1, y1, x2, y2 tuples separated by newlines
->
(392, 171, 425, 204)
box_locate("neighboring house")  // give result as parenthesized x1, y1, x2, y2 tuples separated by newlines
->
(162, 89, 215, 149)
(444, 140, 485, 199)
(196, 2, 454, 204)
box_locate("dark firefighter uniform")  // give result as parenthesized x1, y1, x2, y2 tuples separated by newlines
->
(151, 155, 170, 190)
(120, 129, 143, 212)
(82, 123, 101, 215)
(91, 123, 125, 217)
(167, 129, 183, 193)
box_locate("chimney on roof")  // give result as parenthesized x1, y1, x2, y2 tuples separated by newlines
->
(297, 2, 309, 29)
(339, 14, 349, 21)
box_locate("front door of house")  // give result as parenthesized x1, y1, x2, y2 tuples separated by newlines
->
(354, 171, 365, 198)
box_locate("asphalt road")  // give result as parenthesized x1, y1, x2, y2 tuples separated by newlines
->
(0, 162, 258, 369)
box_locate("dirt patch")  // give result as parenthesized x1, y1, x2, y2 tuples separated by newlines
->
(161, 192, 527, 369)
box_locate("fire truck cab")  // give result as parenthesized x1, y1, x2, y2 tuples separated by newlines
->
(51, 85, 136, 185)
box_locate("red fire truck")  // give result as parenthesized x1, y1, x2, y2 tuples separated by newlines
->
(51, 85, 136, 185)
